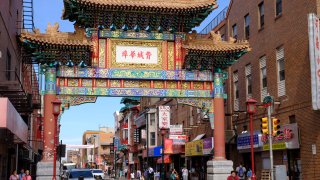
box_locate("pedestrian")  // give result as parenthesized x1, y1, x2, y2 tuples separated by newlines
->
(148, 166, 154, 180)
(19, 169, 25, 180)
(124, 168, 128, 177)
(227, 170, 240, 180)
(137, 169, 142, 180)
(22, 170, 32, 180)
(131, 171, 135, 180)
(182, 167, 188, 180)
(10, 170, 19, 180)
(144, 169, 149, 180)
(246, 168, 252, 180)
(170, 169, 176, 180)
(120, 169, 123, 177)
(235, 163, 246, 180)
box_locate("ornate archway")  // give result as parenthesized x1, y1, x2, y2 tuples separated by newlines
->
(19, 0, 250, 179)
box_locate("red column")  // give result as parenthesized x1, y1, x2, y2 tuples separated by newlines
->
(42, 67, 57, 161)
(43, 94, 57, 161)
(213, 98, 226, 160)
(213, 70, 226, 160)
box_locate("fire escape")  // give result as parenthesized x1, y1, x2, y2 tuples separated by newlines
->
(0, 0, 40, 114)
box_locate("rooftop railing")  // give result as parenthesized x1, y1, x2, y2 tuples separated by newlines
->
(200, 7, 228, 34)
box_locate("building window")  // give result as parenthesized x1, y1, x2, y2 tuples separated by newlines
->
(245, 64, 252, 98)
(276, 46, 286, 96)
(221, 34, 225, 41)
(150, 132, 156, 146)
(259, 2, 264, 28)
(150, 113, 155, 126)
(244, 14, 250, 39)
(6, 49, 11, 81)
(289, 115, 296, 123)
(260, 56, 268, 100)
(276, 0, 282, 16)
(232, 24, 238, 39)
(233, 71, 239, 111)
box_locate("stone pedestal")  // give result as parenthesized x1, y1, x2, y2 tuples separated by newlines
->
(207, 160, 233, 180)
(37, 161, 60, 180)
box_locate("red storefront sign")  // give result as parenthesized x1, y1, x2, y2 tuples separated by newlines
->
(164, 138, 173, 154)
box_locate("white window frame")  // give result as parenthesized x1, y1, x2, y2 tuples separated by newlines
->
(232, 24, 238, 39)
(260, 56, 268, 101)
(245, 64, 252, 99)
(276, 46, 286, 96)
(233, 71, 239, 111)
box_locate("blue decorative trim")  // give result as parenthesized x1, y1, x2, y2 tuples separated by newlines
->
(57, 87, 213, 98)
(98, 30, 186, 40)
(58, 67, 213, 82)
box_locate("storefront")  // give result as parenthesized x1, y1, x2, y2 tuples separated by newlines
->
(236, 123, 300, 179)
(185, 137, 213, 180)
(0, 98, 29, 179)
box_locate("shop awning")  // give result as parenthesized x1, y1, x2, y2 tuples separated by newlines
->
(157, 155, 172, 164)
(192, 134, 205, 141)
(0, 98, 28, 143)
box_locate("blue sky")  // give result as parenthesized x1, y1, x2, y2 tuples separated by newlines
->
(33, 0, 230, 145)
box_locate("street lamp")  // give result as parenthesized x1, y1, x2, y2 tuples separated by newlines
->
(52, 99, 62, 180)
(160, 128, 166, 180)
(246, 98, 257, 180)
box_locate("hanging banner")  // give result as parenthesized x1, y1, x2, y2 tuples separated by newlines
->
(185, 140, 203, 156)
(169, 135, 187, 145)
(164, 138, 173, 154)
(170, 125, 183, 135)
(202, 137, 214, 155)
(159, 106, 170, 129)
(308, 13, 320, 110)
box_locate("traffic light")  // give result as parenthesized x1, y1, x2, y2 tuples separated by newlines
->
(261, 117, 268, 134)
(272, 118, 281, 136)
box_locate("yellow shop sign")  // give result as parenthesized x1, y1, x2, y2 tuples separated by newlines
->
(263, 142, 286, 151)
(185, 140, 203, 156)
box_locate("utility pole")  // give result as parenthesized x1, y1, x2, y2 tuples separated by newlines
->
(264, 94, 274, 180)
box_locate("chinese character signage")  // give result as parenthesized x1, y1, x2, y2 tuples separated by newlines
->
(261, 123, 300, 151)
(308, 14, 320, 110)
(169, 135, 187, 145)
(116, 45, 158, 64)
(159, 106, 170, 129)
(169, 125, 183, 135)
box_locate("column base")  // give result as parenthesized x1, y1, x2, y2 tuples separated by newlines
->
(207, 160, 233, 180)
(36, 161, 60, 180)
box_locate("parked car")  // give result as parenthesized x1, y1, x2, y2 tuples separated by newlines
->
(91, 169, 105, 179)
(67, 169, 94, 180)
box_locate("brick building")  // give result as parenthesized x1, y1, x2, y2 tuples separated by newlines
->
(82, 128, 114, 170)
(0, 0, 41, 179)
(210, 0, 320, 179)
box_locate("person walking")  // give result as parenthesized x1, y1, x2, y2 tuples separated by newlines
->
(227, 170, 240, 180)
(170, 169, 177, 180)
(137, 169, 142, 180)
(235, 163, 246, 180)
(9, 170, 19, 180)
(19, 169, 25, 180)
(22, 170, 32, 180)
(246, 168, 252, 180)
(182, 167, 188, 180)
(130, 171, 135, 180)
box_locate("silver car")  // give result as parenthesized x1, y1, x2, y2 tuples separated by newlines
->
(67, 169, 94, 180)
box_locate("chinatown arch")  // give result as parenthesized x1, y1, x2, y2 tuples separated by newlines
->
(19, 0, 250, 179)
